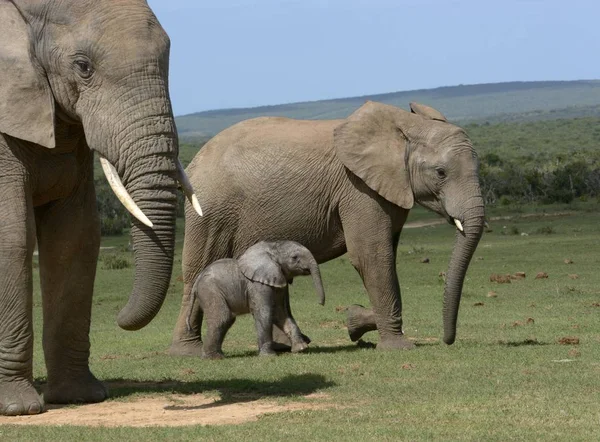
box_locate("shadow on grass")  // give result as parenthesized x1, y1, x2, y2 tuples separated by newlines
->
(307, 342, 376, 354)
(93, 373, 335, 409)
(223, 341, 378, 358)
(414, 341, 440, 347)
(305, 339, 440, 352)
(496, 339, 548, 347)
(302, 339, 440, 353)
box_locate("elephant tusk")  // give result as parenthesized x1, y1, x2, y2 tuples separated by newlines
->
(176, 159, 203, 217)
(454, 218, 464, 232)
(99, 155, 153, 228)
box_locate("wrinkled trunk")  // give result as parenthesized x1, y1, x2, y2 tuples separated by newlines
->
(115, 151, 178, 330)
(308, 259, 326, 306)
(84, 71, 182, 331)
(442, 197, 485, 344)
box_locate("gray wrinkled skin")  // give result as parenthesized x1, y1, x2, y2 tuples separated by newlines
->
(0, 0, 181, 416)
(189, 241, 325, 359)
(171, 101, 484, 356)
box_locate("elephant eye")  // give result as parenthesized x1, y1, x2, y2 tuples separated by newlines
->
(74, 59, 93, 79)
(436, 168, 447, 179)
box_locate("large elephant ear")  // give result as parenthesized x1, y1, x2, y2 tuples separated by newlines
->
(409, 102, 447, 122)
(333, 101, 414, 209)
(0, 1, 55, 148)
(238, 242, 287, 288)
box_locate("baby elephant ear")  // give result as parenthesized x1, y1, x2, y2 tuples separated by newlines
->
(409, 102, 447, 122)
(238, 243, 287, 288)
(0, 1, 56, 148)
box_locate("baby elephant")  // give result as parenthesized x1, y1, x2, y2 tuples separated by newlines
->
(189, 240, 326, 359)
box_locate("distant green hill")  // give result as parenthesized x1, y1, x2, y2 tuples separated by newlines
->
(175, 80, 600, 138)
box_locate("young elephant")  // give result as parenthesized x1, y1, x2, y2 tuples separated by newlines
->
(190, 241, 325, 359)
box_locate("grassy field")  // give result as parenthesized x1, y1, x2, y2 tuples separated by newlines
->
(1, 206, 599, 440)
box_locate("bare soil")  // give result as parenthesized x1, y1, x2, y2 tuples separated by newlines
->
(0, 392, 332, 428)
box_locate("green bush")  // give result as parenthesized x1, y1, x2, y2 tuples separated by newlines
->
(101, 254, 131, 270)
(536, 226, 556, 235)
(95, 181, 129, 236)
(100, 216, 128, 236)
(473, 117, 600, 206)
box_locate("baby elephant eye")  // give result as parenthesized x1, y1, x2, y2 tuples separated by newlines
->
(436, 168, 446, 179)
(74, 59, 93, 79)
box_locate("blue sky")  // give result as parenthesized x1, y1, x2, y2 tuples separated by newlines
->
(147, 0, 600, 116)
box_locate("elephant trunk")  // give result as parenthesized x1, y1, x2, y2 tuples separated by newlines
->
(116, 151, 178, 330)
(442, 195, 485, 344)
(308, 259, 326, 306)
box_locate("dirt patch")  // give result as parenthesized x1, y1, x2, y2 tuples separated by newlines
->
(0, 392, 333, 428)
(558, 336, 580, 345)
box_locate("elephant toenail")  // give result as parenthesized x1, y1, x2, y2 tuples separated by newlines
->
(28, 402, 43, 414)
(5, 403, 20, 415)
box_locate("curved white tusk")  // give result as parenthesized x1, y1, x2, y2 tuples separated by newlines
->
(99, 155, 153, 228)
(454, 218, 464, 232)
(176, 159, 203, 217)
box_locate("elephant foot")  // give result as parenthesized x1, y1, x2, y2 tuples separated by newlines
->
(0, 380, 44, 416)
(201, 349, 224, 360)
(258, 346, 278, 357)
(291, 341, 309, 353)
(346, 304, 378, 342)
(376, 334, 416, 351)
(44, 371, 107, 405)
(272, 327, 311, 353)
(168, 337, 204, 357)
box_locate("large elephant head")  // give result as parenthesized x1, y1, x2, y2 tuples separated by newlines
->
(0, 0, 201, 330)
(334, 101, 485, 344)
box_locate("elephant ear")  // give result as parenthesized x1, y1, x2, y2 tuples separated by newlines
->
(238, 243, 287, 288)
(409, 102, 447, 122)
(333, 101, 414, 209)
(0, 1, 55, 148)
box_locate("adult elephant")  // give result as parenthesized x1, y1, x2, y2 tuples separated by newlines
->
(170, 101, 485, 357)
(0, 0, 201, 416)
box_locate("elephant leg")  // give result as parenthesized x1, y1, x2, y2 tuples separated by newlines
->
(169, 280, 204, 356)
(344, 218, 414, 350)
(251, 289, 277, 357)
(271, 288, 311, 352)
(346, 304, 378, 342)
(273, 288, 308, 353)
(169, 212, 213, 357)
(35, 168, 107, 404)
(346, 233, 402, 341)
(254, 314, 277, 357)
(0, 173, 43, 416)
(201, 304, 235, 360)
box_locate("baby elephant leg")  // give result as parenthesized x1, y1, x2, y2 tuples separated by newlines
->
(272, 287, 311, 352)
(201, 300, 236, 360)
(251, 286, 278, 357)
(274, 288, 308, 353)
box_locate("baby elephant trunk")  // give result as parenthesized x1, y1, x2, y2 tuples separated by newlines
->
(308, 259, 326, 306)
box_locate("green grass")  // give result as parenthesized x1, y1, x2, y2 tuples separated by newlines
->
(2, 208, 600, 440)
